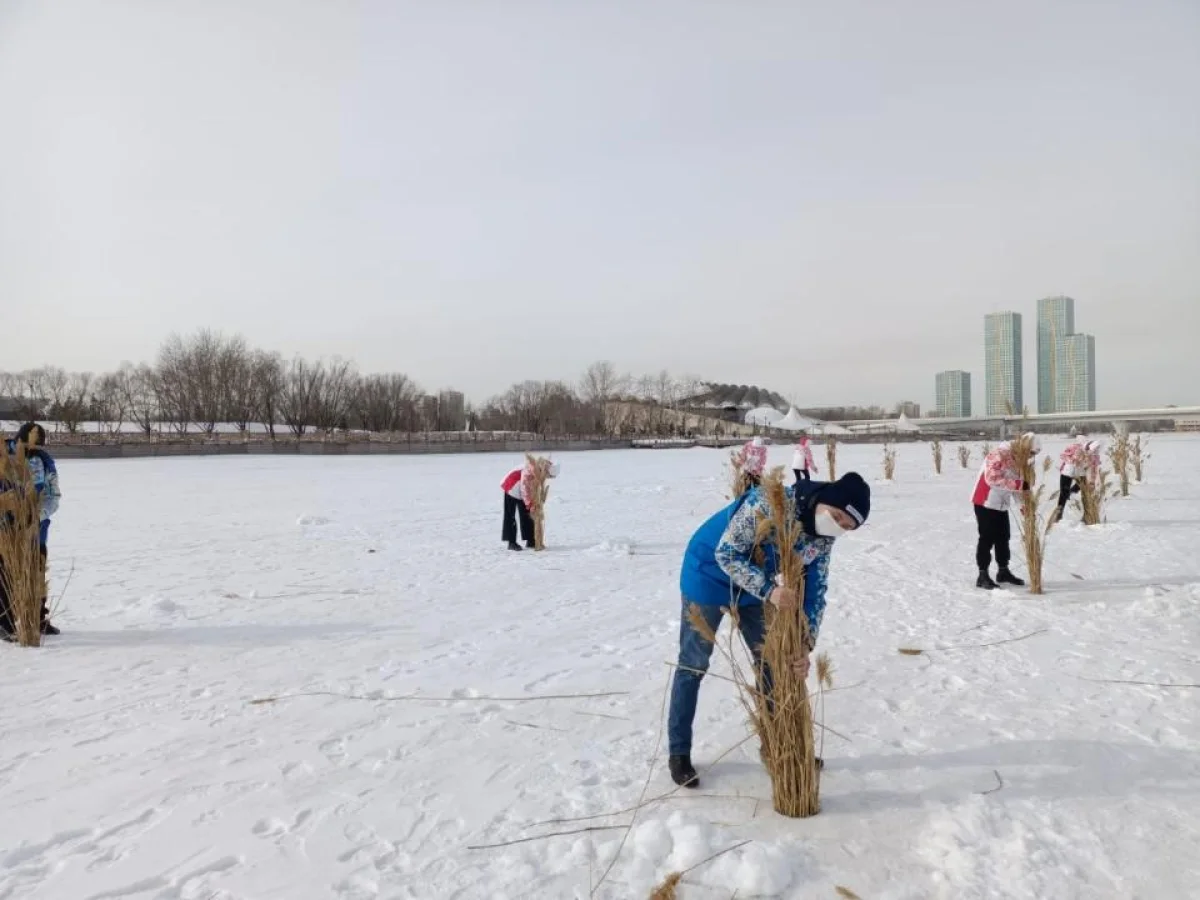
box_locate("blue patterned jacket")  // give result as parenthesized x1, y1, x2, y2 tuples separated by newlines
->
(679, 483, 833, 643)
(2, 440, 61, 523)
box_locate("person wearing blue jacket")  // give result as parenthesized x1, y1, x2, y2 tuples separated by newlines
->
(1, 423, 62, 640)
(668, 471, 870, 787)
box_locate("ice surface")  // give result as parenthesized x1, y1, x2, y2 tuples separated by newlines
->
(1, 439, 1198, 898)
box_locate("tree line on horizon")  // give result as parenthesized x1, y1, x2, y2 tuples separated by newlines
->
(0, 331, 722, 438)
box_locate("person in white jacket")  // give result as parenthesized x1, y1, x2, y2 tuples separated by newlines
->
(791, 436, 818, 482)
(499, 460, 560, 551)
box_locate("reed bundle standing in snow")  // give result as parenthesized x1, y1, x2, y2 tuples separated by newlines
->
(970, 434, 1039, 591)
(728, 437, 767, 500)
(882, 445, 897, 481)
(1055, 439, 1105, 525)
(669, 466, 870, 817)
(522, 455, 557, 551)
(1108, 432, 1132, 497)
(1, 423, 62, 644)
(1131, 435, 1149, 483)
(931, 439, 943, 475)
(1008, 433, 1053, 595)
(825, 437, 838, 482)
(957, 444, 972, 469)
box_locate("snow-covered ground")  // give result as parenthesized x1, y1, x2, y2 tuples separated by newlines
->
(2, 438, 1198, 899)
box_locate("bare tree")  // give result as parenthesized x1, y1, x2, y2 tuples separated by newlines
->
(355, 373, 421, 433)
(127, 364, 160, 435)
(253, 351, 285, 438)
(279, 357, 325, 436)
(154, 335, 194, 434)
(58, 372, 94, 433)
(313, 358, 359, 434)
(93, 371, 130, 433)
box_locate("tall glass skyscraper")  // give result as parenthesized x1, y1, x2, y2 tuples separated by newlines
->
(984, 312, 1023, 415)
(1037, 296, 1075, 413)
(1054, 333, 1097, 412)
(935, 370, 972, 417)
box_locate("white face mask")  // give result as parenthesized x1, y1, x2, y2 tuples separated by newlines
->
(814, 510, 847, 538)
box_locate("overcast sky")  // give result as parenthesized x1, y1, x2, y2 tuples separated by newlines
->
(1, 1, 1197, 410)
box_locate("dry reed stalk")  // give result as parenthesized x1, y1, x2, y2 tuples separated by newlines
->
(882, 445, 897, 481)
(1077, 469, 1110, 526)
(728, 445, 755, 499)
(1008, 435, 1053, 595)
(825, 437, 838, 482)
(648, 840, 752, 900)
(930, 439, 943, 475)
(836, 887, 864, 900)
(1107, 434, 1131, 497)
(1131, 435, 1149, 483)
(0, 445, 46, 647)
(524, 454, 553, 550)
(981, 441, 992, 458)
(957, 444, 972, 469)
(754, 468, 820, 817)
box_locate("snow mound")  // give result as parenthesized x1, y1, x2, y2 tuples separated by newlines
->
(586, 539, 635, 556)
(297, 514, 332, 526)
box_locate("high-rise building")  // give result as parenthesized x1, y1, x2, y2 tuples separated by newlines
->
(1054, 334, 1096, 412)
(935, 370, 972, 417)
(1037, 296, 1076, 413)
(984, 312, 1023, 415)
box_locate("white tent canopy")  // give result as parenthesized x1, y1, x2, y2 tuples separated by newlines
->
(775, 407, 821, 432)
(744, 406, 785, 427)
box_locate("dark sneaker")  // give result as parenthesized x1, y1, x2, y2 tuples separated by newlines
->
(507, 541, 523, 552)
(996, 568, 1026, 587)
(525, 540, 536, 549)
(977, 570, 997, 590)
(40, 621, 60, 636)
(668, 754, 699, 788)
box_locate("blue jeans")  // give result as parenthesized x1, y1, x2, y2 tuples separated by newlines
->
(667, 596, 767, 756)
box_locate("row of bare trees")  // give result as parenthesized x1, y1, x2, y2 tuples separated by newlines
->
(1, 332, 434, 437)
(2, 339, 706, 438)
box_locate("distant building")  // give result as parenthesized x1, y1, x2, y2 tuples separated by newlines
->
(438, 390, 467, 431)
(984, 312, 1023, 415)
(420, 391, 467, 431)
(1054, 334, 1096, 413)
(895, 401, 921, 419)
(935, 371, 972, 417)
(1037, 296, 1075, 414)
(677, 383, 789, 425)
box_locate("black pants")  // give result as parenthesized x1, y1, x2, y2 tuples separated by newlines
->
(794, 468, 811, 482)
(974, 505, 1011, 570)
(502, 494, 535, 545)
(1057, 474, 1081, 511)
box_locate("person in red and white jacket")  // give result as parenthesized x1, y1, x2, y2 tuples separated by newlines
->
(1054, 438, 1101, 522)
(971, 434, 1038, 589)
(500, 460, 560, 551)
(791, 436, 818, 482)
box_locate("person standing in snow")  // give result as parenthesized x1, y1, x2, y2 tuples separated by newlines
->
(971, 434, 1037, 590)
(500, 460, 559, 551)
(667, 471, 871, 788)
(1, 423, 62, 639)
(731, 437, 767, 497)
(791, 436, 817, 482)
(1054, 438, 1101, 523)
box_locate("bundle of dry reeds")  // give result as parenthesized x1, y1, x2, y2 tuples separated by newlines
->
(981, 441, 992, 458)
(825, 437, 838, 482)
(882, 445, 897, 481)
(931, 439, 943, 475)
(1008, 435, 1053, 595)
(0, 445, 46, 647)
(523, 454, 553, 550)
(1078, 468, 1110, 526)
(728, 445, 755, 500)
(957, 444, 972, 469)
(1131, 435, 1149, 483)
(1108, 434, 1131, 497)
(690, 468, 821, 817)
